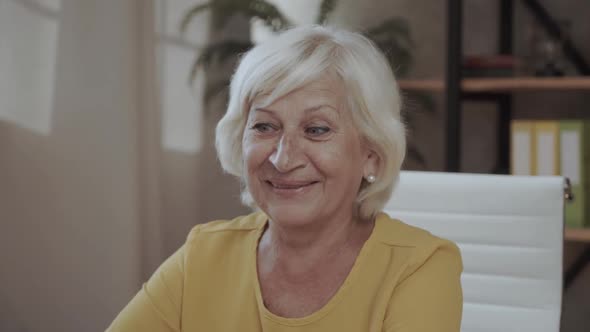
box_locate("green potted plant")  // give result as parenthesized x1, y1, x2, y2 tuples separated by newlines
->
(180, 0, 431, 168)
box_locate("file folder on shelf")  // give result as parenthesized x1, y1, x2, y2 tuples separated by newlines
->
(511, 121, 536, 175)
(560, 121, 590, 228)
(535, 121, 560, 176)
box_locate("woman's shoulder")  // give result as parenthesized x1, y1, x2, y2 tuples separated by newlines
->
(183, 211, 266, 248)
(373, 212, 462, 274)
(374, 212, 454, 245)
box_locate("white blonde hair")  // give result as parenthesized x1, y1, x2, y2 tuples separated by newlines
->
(215, 25, 406, 220)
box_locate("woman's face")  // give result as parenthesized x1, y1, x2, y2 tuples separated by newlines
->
(242, 75, 377, 227)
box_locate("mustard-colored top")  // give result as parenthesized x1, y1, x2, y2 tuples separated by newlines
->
(107, 212, 463, 331)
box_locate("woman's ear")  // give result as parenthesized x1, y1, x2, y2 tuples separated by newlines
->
(363, 149, 380, 179)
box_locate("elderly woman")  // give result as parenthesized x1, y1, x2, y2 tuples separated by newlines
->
(108, 25, 462, 331)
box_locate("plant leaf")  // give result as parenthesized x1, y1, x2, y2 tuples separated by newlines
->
(365, 17, 414, 77)
(372, 39, 412, 77)
(211, 1, 239, 30)
(316, 0, 338, 24)
(188, 57, 201, 85)
(188, 40, 253, 84)
(180, 3, 212, 33)
(247, 0, 291, 31)
(403, 91, 435, 113)
(204, 79, 231, 107)
(367, 19, 413, 66)
(406, 144, 427, 168)
(367, 17, 412, 45)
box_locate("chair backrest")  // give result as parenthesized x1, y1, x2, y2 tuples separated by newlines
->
(384, 171, 564, 332)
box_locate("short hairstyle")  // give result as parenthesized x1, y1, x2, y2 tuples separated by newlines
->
(216, 25, 406, 220)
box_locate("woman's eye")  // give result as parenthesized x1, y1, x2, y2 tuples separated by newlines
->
(305, 126, 330, 136)
(251, 123, 276, 133)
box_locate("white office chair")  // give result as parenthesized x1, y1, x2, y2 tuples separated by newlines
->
(384, 171, 564, 332)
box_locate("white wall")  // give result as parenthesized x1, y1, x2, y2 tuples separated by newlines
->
(0, 1, 248, 330)
(0, 0, 141, 330)
(155, 0, 249, 257)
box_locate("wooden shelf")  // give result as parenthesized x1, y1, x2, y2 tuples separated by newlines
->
(398, 77, 590, 93)
(565, 227, 590, 243)
(399, 79, 446, 92)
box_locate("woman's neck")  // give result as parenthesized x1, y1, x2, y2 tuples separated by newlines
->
(258, 211, 375, 275)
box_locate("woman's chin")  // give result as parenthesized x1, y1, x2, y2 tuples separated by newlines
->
(264, 206, 320, 228)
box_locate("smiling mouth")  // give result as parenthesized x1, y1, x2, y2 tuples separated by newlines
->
(266, 180, 319, 190)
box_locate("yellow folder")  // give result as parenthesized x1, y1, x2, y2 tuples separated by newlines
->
(534, 121, 560, 176)
(560, 120, 590, 228)
(511, 121, 536, 175)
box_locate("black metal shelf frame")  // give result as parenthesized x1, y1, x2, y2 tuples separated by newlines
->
(444, 0, 589, 290)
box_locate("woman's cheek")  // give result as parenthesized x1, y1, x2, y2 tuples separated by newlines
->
(244, 138, 273, 170)
(311, 141, 345, 166)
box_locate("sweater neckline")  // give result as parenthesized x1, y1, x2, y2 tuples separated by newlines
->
(249, 212, 379, 326)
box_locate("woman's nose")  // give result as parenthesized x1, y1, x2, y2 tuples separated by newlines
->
(269, 134, 305, 173)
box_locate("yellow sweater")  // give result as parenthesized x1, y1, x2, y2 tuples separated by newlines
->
(107, 212, 463, 331)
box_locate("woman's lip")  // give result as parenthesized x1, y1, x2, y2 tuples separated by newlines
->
(265, 180, 318, 197)
(266, 180, 319, 189)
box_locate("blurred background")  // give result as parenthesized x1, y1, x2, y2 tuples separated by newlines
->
(1, 0, 589, 331)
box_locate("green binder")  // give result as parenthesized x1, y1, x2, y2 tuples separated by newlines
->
(560, 120, 590, 228)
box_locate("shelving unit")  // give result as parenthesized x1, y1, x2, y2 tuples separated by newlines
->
(399, 77, 590, 92)
(430, 0, 590, 174)
(565, 228, 590, 243)
(401, 0, 590, 289)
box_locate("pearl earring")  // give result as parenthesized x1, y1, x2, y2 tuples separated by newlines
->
(366, 174, 376, 183)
